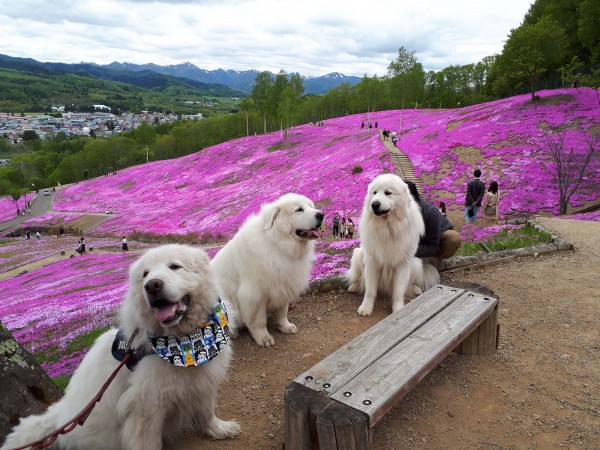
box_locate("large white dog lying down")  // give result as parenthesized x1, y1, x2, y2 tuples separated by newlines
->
(2, 245, 239, 450)
(346, 174, 440, 316)
(211, 193, 324, 347)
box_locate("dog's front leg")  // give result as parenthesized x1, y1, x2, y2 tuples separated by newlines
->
(357, 258, 379, 316)
(273, 304, 297, 335)
(391, 264, 411, 313)
(118, 384, 166, 450)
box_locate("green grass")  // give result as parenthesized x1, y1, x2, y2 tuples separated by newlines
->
(53, 375, 70, 392)
(66, 325, 112, 354)
(456, 226, 553, 257)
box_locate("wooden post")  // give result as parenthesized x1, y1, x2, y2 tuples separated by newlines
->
(455, 304, 498, 356)
(285, 382, 330, 450)
(316, 401, 370, 450)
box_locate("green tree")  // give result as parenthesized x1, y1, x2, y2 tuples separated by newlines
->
(578, 0, 600, 62)
(251, 71, 273, 133)
(21, 130, 39, 141)
(387, 47, 426, 108)
(493, 16, 567, 100)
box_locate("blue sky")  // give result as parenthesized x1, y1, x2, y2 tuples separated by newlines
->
(0, 0, 532, 77)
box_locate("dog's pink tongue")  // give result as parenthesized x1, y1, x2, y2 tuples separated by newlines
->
(154, 303, 177, 322)
(313, 229, 323, 237)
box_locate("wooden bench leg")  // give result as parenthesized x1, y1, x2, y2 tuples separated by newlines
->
(285, 382, 330, 450)
(316, 401, 371, 450)
(455, 304, 499, 355)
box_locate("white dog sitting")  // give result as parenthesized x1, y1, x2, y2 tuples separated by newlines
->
(211, 193, 323, 347)
(346, 174, 440, 316)
(2, 245, 240, 450)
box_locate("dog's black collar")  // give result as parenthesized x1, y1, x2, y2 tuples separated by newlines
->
(111, 300, 230, 370)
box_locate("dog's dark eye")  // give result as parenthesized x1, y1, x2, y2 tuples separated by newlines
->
(295, 207, 304, 213)
(385, 191, 392, 196)
(142, 271, 149, 278)
(169, 263, 182, 271)
(373, 191, 377, 195)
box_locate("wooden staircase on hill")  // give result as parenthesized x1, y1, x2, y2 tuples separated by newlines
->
(380, 131, 424, 197)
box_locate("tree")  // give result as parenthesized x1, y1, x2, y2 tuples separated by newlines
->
(387, 47, 425, 108)
(493, 16, 567, 100)
(251, 71, 274, 133)
(578, 0, 600, 62)
(541, 127, 600, 215)
(21, 130, 39, 141)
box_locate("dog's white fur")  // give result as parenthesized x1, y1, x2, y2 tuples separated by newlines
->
(211, 193, 323, 347)
(2, 245, 239, 450)
(346, 174, 440, 316)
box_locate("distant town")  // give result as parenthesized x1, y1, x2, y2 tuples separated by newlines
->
(0, 107, 204, 143)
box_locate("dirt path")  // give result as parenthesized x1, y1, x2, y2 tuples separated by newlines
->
(172, 217, 599, 450)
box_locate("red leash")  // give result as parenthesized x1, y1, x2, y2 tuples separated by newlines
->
(10, 329, 139, 450)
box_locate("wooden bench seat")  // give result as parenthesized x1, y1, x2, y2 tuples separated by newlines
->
(285, 284, 499, 450)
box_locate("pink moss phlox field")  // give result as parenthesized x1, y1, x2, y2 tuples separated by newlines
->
(563, 210, 600, 221)
(52, 120, 393, 238)
(373, 88, 600, 217)
(0, 252, 136, 377)
(458, 224, 522, 243)
(51, 89, 599, 242)
(0, 192, 33, 223)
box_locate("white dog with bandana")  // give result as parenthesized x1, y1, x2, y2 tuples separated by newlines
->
(2, 245, 239, 450)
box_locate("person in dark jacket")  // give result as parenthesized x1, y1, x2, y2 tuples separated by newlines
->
(464, 169, 486, 223)
(406, 181, 461, 263)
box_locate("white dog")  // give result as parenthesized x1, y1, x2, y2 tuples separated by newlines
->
(2, 245, 240, 450)
(211, 193, 323, 347)
(346, 174, 440, 316)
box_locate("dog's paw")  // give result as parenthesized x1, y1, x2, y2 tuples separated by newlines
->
(392, 301, 405, 313)
(348, 282, 360, 293)
(253, 332, 276, 347)
(207, 418, 241, 440)
(277, 321, 297, 334)
(357, 303, 373, 316)
(408, 284, 423, 297)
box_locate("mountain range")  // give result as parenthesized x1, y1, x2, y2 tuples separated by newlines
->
(0, 54, 361, 96)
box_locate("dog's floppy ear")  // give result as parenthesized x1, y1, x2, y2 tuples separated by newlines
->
(263, 205, 280, 231)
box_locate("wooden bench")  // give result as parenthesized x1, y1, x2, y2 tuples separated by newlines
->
(284, 284, 499, 450)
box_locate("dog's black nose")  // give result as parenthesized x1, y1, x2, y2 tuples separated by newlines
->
(145, 278, 163, 295)
(371, 200, 381, 211)
(315, 211, 324, 221)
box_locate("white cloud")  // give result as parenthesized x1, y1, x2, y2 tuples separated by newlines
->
(0, 0, 532, 77)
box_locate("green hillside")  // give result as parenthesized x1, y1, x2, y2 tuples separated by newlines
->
(0, 66, 243, 115)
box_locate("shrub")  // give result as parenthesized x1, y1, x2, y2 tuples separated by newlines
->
(352, 165, 363, 174)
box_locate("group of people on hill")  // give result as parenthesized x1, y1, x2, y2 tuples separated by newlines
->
(331, 212, 355, 239)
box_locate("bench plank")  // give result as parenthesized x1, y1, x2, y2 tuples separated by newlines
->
(330, 291, 498, 426)
(295, 285, 465, 395)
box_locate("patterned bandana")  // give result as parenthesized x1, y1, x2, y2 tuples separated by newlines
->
(112, 301, 230, 369)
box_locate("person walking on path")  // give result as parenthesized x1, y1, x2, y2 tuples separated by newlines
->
(332, 212, 340, 238)
(465, 169, 486, 224)
(80, 237, 86, 254)
(25, 230, 30, 240)
(35, 231, 41, 240)
(121, 236, 129, 251)
(482, 181, 500, 223)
